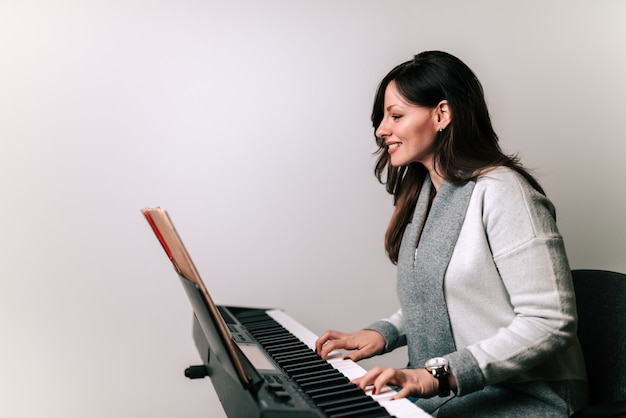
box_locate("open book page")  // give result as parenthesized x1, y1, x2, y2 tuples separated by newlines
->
(141, 207, 253, 386)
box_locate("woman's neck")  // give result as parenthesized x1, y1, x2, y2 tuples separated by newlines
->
(427, 167, 444, 191)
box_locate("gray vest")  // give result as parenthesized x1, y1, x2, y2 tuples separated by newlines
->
(397, 175, 475, 368)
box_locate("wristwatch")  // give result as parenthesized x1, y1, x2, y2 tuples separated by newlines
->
(425, 357, 450, 397)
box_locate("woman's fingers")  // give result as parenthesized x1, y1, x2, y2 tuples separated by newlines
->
(314, 330, 348, 358)
(315, 329, 385, 360)
(353, 366, 399, 395)
(354, 368, 439, 399)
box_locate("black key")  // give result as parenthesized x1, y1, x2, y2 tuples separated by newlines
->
(290, 368, 341, 382)
(323, 397, 383, 414)
(308, 384, 364, 403)
(327, 404, 393, 418)
(299, 375, 351, 390)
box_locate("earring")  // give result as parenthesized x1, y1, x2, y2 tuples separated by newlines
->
(438, 128, 443, 133)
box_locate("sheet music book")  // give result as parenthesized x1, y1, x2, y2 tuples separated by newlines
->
(141, 207, 254, 387)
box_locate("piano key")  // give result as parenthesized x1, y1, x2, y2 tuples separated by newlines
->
(306, 383, 362, 401)
(289, 367, 342, 382)
(276, 354, 321, 367)
(298, 375, 350, 390)
(265, 342, 308, 354)
(282, 358, 332, 371)
(322, 396, 381, 413)
(254, 334, 298, 344)
(328, 405, 395, 418)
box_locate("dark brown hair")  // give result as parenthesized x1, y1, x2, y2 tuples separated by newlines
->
(372, 51, 544, 264)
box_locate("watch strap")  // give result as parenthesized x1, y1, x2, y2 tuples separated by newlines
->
(436, 369, 450, 397)
(426, 364, 450, 397)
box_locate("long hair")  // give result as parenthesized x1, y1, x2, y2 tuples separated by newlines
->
(372, 51, 544, 264)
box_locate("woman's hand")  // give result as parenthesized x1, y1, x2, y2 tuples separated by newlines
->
(314, 329, 385, 361)
(353, 366, 440, 399)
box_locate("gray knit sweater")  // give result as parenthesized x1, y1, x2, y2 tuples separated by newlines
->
(367, 166, 587, 414)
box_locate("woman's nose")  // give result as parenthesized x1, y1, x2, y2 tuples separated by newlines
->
(375, 120, 389, 140)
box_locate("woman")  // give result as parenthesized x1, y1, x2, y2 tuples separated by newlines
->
(314, 51, 587, 416)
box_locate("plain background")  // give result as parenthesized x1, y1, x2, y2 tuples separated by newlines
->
(1, 1, 624, 417)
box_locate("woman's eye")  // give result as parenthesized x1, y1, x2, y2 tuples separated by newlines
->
(391, 115, 402, 120)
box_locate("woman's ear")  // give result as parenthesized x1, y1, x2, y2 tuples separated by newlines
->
(435, 100, 451, 130)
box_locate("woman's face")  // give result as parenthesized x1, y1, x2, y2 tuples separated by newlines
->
(375, 81, 440, 168)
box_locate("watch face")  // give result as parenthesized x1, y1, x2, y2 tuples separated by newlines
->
(425, 357, 448, 369)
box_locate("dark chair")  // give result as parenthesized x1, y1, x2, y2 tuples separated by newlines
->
(570, 269, 626, 418)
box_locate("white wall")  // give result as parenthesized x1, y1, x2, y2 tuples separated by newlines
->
(1, 1, 624, 417)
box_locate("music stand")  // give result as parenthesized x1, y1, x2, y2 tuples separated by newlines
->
(141, 208, 263, 395)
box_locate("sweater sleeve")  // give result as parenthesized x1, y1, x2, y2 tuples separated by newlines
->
(453, 171, 578, 393)
(365, 309, 407, 352)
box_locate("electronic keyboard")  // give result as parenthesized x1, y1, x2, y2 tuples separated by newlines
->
(189, 305, 431, 417)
